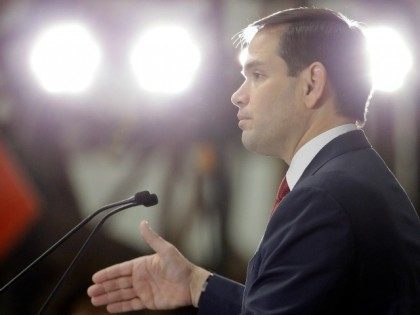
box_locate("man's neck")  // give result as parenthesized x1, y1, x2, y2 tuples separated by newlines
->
(284, 117, 355, 165)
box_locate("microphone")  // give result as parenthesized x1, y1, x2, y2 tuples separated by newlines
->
(135, 191, 158, 207)
(38, 201, 157, 314)
(0, 190, 158, 294)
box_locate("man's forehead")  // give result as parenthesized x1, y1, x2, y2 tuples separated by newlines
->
(240, 27, 284, 68)
(247, 26, 283, 54)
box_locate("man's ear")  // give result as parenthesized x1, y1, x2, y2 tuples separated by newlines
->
(301, 62, 327, 109)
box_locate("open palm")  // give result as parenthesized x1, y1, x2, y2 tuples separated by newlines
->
(87, 221, 209, 313)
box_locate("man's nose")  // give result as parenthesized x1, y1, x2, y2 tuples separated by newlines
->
(231, 84, 249, 108)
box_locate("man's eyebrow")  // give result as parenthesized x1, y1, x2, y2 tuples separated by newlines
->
(241, 60, 265, 74)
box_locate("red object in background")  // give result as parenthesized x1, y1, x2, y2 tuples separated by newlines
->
(0, 140, 40, 260)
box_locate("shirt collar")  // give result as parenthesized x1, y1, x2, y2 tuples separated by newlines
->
(286, 124, 358, 190)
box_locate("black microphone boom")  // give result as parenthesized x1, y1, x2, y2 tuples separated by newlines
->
(38, 203, 139, 314)
(0, 190, 158, 294)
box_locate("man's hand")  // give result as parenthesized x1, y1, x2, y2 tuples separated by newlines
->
(87, 220, 211, 313)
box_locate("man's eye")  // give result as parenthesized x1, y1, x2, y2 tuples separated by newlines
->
(253, 73, 263, 79)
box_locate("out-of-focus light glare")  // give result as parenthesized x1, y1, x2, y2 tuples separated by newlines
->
(242, 26, 258, 44)
(130, 25, 201, 95)
(365, 26, 413, 92)
(30, 22, 102, 94)
(239, 48, 248, 66)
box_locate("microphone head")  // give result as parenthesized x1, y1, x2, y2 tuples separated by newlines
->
(134, 191, 158, 207)
(144, 193, 158, 207)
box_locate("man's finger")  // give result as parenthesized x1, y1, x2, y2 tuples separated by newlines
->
(91, 287, 137, 306)
(87, 276, 132, 297)
(92, 260, 133, 283)
(140, 220, 172, 253)
(106, 298, 145, 313)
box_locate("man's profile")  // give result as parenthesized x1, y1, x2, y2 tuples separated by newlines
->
(87, 7, 420, 314)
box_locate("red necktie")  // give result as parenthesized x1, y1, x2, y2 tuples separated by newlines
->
(271, 177, 290, 215)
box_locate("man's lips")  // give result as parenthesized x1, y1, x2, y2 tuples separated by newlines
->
(237, 113, 251, 129)
(237, 113, 251, 121)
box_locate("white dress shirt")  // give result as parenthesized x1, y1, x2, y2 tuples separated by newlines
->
(286, 124, 358, 191)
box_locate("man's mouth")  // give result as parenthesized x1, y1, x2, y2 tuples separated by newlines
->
(237, 115, 251, 129)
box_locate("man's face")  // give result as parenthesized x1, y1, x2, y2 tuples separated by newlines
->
(232, 27, 308, 160)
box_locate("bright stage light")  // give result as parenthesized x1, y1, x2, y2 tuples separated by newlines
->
(365, 26, 413, 92)
(130, 25, 201, 95)
(29, 22, 102, 94)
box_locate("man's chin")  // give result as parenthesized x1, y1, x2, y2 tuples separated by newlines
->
(241, 133, 255, 151)
(241, 134, 262, 154)
(241, 134, 280, 157)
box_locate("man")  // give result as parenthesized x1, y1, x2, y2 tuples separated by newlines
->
(87, 7, 420, 314)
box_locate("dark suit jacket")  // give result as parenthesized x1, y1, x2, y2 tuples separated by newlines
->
(198, 130, 420, 314)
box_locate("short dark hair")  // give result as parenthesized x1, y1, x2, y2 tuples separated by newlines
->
(237, 7, 373, 126)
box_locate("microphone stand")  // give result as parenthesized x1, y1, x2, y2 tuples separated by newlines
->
(0, 191, 156, 294)
(37, 202, 138, 314)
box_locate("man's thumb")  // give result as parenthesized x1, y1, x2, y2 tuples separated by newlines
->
(140, 220, 169, 253)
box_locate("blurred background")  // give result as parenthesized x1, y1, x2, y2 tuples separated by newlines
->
(0, 0, 418, 314)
